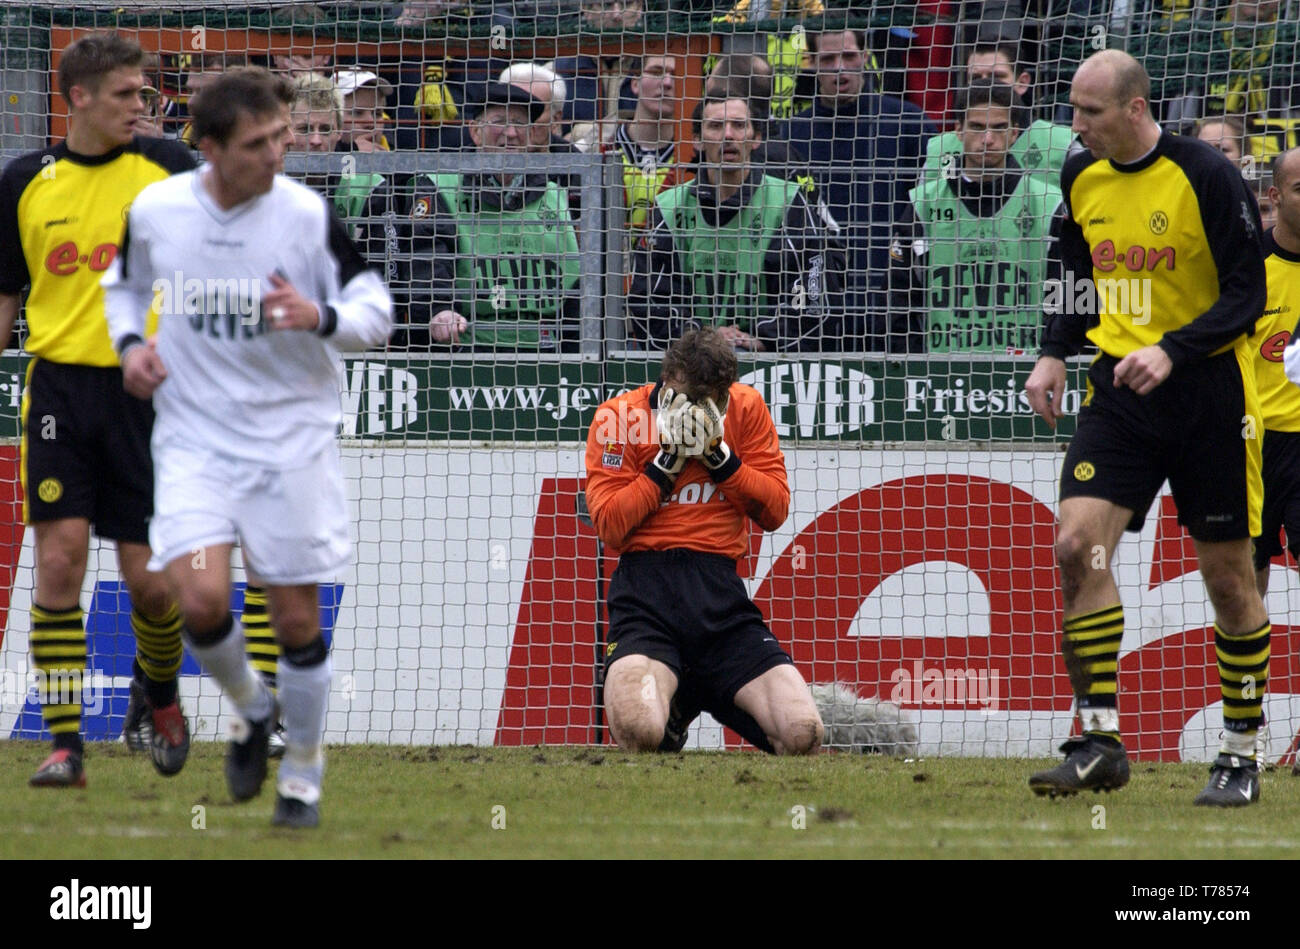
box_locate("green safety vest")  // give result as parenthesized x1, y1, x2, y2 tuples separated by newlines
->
(908, 173, 1061, 353)
(426, 172, 580, 349)
(655, 174, 797, 334)
(333, 173, 386, 235)
(923, 120, 1076, 183)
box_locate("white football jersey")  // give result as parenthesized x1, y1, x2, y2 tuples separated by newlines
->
(103, 169, 393, 468)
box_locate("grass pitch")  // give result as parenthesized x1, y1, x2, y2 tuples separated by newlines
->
(2, 740, 1299, 859)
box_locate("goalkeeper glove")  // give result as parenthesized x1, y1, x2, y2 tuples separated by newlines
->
(645, 386, 690, 496)
(684, 397, 739, 479)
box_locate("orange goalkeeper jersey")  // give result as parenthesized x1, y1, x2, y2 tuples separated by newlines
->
(584, 382, 790, 558)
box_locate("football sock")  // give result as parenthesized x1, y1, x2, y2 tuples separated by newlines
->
(1062, 605, 1123, 742)
(183, 613, 273, 722)
(1216, 621, 1269, 760)
(132, 602, 183, 707)
(31, 604, 85, 754)
(241, 585, 279, 695)
(278, 636, 330, 794)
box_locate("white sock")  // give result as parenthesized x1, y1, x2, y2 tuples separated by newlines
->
(277, 649, 331, 796)
(183, 617, 273, 721)
(1222, 729, 1257, 758)
(1080, 706, 1120, 736)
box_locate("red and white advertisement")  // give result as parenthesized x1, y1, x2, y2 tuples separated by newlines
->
(3, 446, 1298, 762)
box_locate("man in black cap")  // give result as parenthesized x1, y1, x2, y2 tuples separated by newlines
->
(402, 83, 582, 350)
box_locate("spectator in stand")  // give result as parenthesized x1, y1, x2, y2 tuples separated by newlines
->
(1256, 169, 1277, 230)
(500, 62, 583, 209)
(334, 68, 394, 152)
(783, 28, 936, 351)
(392, 1, 475, 27)
(581, 0, 643, 30)
(712, 0, 823, 122)
(557, 2, 644, 151)
(272, 50, 333, 79)
(288, 73, 342, 159)
(500, 62, 573, 150)
(891, 80, 1062, 354)
(604, 54, 691, 235)
(627, 90, 842, 352)
(925, 41, 1079, 183)
(134, 55, 175, 140)
(705, 55, 810, 185)
(704, 64, 845, 289)
(1194, 116, 1277, 222)
(1151, 0, 1299, 159)
(287, 74, 400, 281)
(131, 84, 168, 138)
(166, 52, 251, 146)
(1195, 115, 1247, 164)
(404, 83, 582, 351)
(905, 0, 956, 123)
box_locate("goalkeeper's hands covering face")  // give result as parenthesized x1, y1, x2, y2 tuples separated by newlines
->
(680, 395, 731, 470)
(645, 385, 691, 496)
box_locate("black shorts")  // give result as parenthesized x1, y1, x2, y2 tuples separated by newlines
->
(21, 359, 155, 543)
(1061, 350, 1261, 542)
(1254, 429, 1300, 569)
(604, 549, 793, 709)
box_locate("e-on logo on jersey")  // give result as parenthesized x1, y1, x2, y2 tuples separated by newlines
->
(1090, 240, 1176, 273)
(1259, 327, 1290, 363)
(1073, 462, 1095, 482)
(664, 481, 725, 506)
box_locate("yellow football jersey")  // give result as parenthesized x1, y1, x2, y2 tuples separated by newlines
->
(0, 136, 194, 366)
(1251, 229, 1300, 431)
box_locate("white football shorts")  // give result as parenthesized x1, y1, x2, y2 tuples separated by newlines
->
(149, 436, 352, 585)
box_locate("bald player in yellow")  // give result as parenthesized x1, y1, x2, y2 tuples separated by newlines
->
(0, 33, 195, 787)
(1025, 50, 1270, 806)
(1251, 149, 1300, 598)
(1246, 148, 1300, 773)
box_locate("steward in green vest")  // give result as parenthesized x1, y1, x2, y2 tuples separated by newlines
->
(334, 172, 387, 228)
(925, 119, 1078, 184)
(405, 83, 582, 351)
(627, 93, 843, 352)
(889, 79, 1064, 353)
(924, 40, 1081, 186)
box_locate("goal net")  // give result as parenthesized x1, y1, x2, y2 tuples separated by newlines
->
(0, 0, 1296, 762)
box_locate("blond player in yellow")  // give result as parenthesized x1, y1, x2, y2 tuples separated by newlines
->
(0, 34, 195, 787)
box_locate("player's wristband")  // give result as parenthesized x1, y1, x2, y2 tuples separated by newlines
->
(316, 304, 338, 337)
(702, 441, 740, 482)
(644, 450, 683, 497)
(116, 333, 145, 361)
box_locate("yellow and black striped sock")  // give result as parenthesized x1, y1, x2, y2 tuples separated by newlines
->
(1063, 605, 1124, 742)
(1216, 621, 1269, 757)
(242, 585, 278, 693)
(31, 604, 86, 753)
(132, 602, 183, 707)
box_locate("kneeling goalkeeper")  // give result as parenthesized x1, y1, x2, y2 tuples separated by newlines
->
(584, 328, 823, 754)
